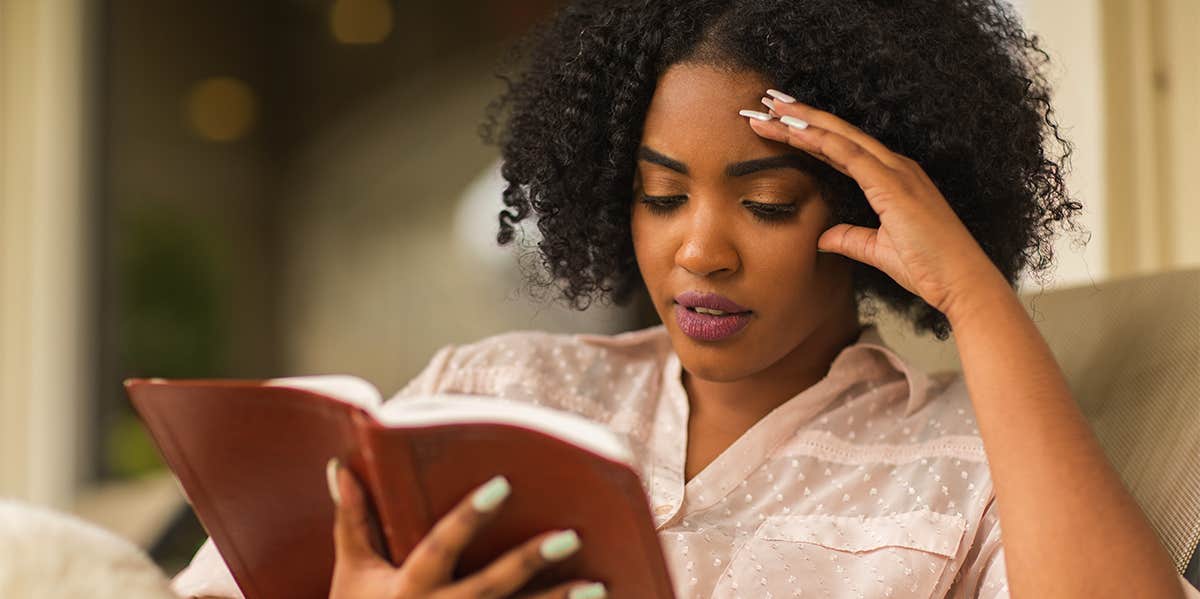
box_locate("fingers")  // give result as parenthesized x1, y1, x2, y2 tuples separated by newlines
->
(818, 223, 882, 269)
(402, 475, 512, 586)
(327, 469, 603, 599)
(748, 116, 897, 197)
(450, 529, 585, 599)
(748, 90, 923, 218)
(329, 458, 388, 568)
(763, 89, 902, 167)
(518, 580, 608, 599)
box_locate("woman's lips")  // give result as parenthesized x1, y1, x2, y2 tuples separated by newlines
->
(673, 291, 750, 313)
(673, 303, 752, 341)
(672, 291, 753, 342)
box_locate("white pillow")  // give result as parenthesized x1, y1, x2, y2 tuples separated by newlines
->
(0, 499, 177, 599)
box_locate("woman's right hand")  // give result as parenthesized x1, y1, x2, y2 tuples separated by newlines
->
(325, 459, 607, 599)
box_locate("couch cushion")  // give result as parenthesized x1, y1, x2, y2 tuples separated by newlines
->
(874, 268, 1200, 576)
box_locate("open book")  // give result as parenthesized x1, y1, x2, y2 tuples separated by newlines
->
(125, 375, 675, 599)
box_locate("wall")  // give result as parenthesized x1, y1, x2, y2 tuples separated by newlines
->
(1102, 0, 1200, 276)
(1022, 0, 1109, 289)
(276, 49, 634, 395)
(0, 0, 93, 506)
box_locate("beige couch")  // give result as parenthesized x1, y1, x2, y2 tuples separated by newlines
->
(875, 268, 1200, 587)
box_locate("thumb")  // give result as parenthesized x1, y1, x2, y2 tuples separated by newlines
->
(818, 223, 881, 268)
(328, 458, 388, 568)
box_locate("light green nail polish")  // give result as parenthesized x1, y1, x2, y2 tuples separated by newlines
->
(326, 458, 341, 505)
(471, 475, 511, 512)
(568, 582, 607, 599)
(540, 529, 581, 561)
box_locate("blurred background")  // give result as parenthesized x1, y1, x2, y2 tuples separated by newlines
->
(0, 0, 1197, 575)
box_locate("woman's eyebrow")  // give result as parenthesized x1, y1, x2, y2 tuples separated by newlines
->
(638, 147, 688, 174)
(725, 154, 812, 177)
(638, 146, 813, 177)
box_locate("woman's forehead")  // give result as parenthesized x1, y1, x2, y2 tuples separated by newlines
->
(647, 63, 771, 122)
(642, 64, 793, 173)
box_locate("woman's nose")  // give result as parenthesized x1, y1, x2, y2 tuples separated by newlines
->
(674, 204, 740, 277)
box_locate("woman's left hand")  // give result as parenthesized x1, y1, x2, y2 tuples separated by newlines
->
(745, 90, 1009, 322)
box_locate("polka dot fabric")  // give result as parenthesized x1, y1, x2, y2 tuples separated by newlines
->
(393, 325, 1007, 598)
(174, 324, 1198, 597)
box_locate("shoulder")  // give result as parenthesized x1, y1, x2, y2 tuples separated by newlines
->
(912, 372, 979, 429)
(433, 325, 670, 372)
(390, 326, 672, 420)
(786, 365, 997, 545)
(913, 371, 983, 438)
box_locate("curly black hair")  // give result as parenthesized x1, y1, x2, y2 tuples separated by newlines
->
(481, 0, 1082, 339)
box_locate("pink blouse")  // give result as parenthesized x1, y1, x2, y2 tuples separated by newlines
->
(172, 324, 1200, 599)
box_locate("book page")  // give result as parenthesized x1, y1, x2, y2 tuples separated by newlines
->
(264, 375, 382, 411)
(375, 394, 634, 465)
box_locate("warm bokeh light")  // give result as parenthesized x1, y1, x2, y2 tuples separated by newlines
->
(4, 0, 1199, 588)
(330, 0, 394, 45)
(184, 77, 256, 142)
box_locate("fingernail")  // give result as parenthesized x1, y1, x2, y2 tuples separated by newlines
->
(568, 582, 607, 599)
(780, 115, 809, 130)
(540, 529, 581, 561)
(760, 97, 775, 111)
(471, 475, 511, 512)
(738, 109, 772, 122)
(817, 248, 830, 253)
(766, 88, 797, 103)
(326, 458, 341, 505)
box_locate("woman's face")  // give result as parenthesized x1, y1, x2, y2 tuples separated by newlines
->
(631, 63, 857, 383)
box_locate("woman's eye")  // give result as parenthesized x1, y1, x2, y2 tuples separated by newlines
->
(638, 194, 687, 215)
(637, 194, 797, 223)
(743, 200, 798, 223)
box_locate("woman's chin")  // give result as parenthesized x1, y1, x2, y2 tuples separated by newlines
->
(673, 344, 764, 383)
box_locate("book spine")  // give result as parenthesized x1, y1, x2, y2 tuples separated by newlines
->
(351, 412, 432, 565)
(132, 390, 265, 599)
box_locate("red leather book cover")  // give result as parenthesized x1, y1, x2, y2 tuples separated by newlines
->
(125, 378, 675, 599)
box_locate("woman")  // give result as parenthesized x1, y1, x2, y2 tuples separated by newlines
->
(175, 1, 1196, 597)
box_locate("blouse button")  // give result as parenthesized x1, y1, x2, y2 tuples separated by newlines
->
(653, 504, 673, 515)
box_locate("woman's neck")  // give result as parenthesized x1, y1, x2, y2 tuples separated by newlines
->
(681, 302, 863, 437)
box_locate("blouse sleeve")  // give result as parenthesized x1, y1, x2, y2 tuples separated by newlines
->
(170, 345, 460, 598)
(169, 537, 243, 599)
(1186, 577, 1200, 598)
(945, 495, 1009, 598)
(946, 496, 1200, 598)
(389, 344, 458, 399)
